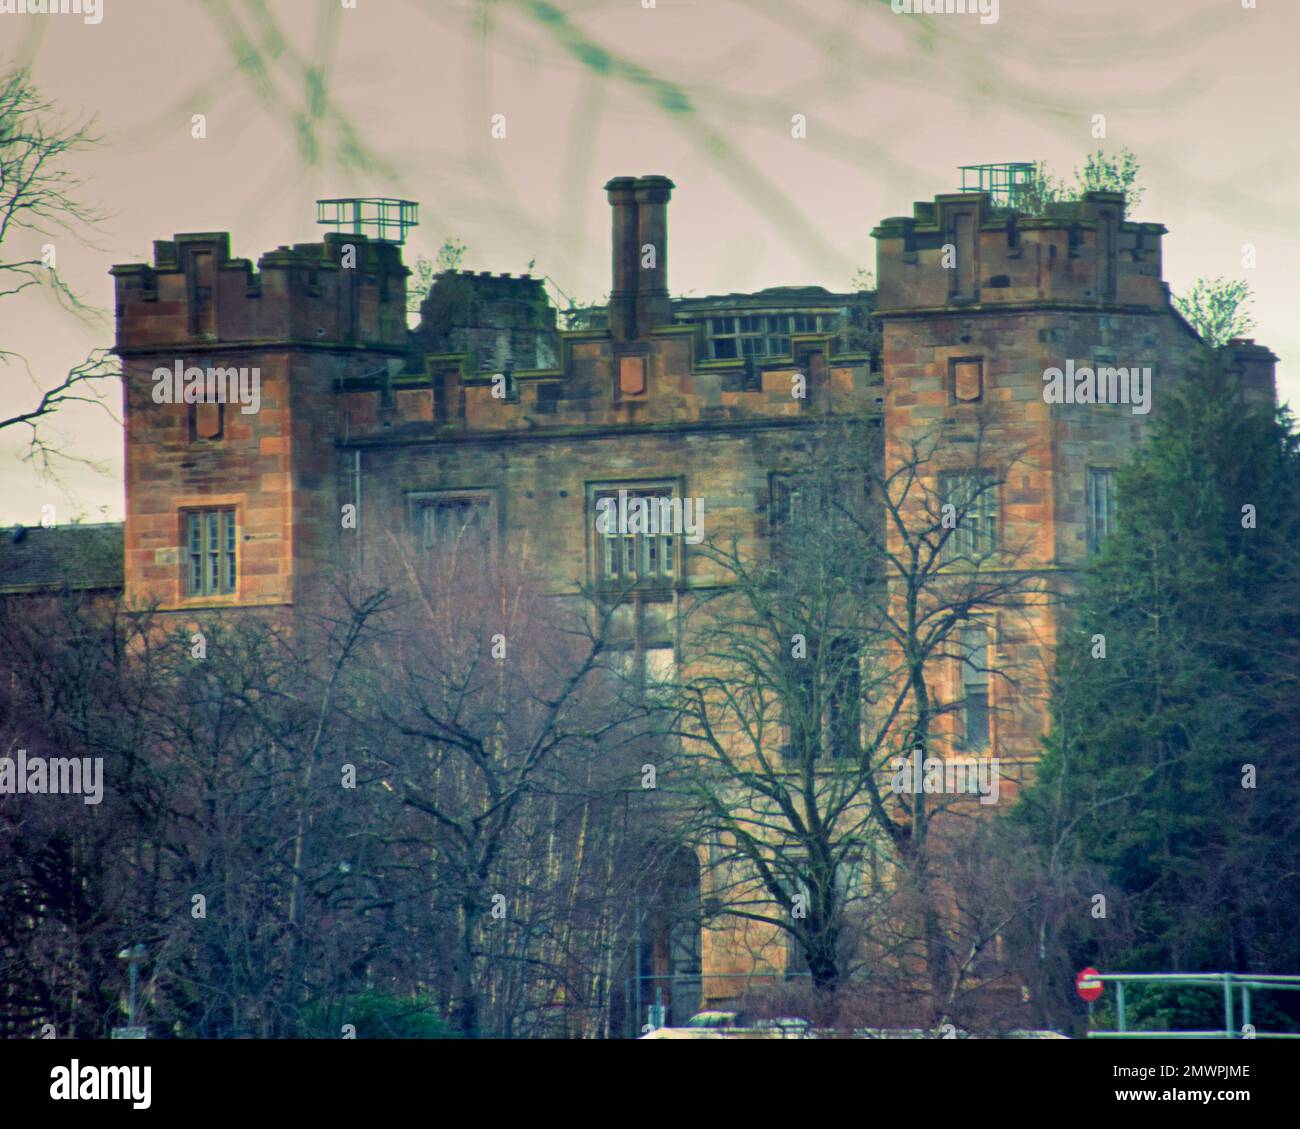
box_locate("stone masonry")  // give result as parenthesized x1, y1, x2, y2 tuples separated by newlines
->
(108, 174, 1278, 1016)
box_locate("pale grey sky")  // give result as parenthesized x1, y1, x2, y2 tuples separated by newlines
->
(2, 0, 1296, 525)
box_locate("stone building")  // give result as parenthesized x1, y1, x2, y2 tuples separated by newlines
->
(23, 167, 1274, 1027)
(872, 189, 1274, 792)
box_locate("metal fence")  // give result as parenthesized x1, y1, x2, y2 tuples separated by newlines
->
(1084, 972, 1300, 1039)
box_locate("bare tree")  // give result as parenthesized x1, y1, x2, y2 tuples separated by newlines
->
(662, 413, 1047, 1023)
(0, 68, 116, 473)
(352, 533, 668, 1037)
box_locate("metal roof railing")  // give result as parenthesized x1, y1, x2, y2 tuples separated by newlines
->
(316, 198, 419, 245)
(958, 162, 1037, 207)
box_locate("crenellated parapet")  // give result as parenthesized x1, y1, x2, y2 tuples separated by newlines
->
(872, 190, 1169, 314)
(111, 231, 409, 353)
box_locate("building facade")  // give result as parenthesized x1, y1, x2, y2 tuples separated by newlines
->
(97, 172, 1276, 1023)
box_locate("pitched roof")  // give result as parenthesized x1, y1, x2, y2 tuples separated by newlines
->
(0, 523, 124, 594)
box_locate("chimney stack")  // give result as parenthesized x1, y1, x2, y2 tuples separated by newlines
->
(605, 175, 675, 341)
(605, 177, 639, 341)
(1225, 338, 1278, 408)
(634, 175, 674, 336)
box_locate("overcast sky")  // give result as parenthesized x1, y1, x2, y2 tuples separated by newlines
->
(1, 0, 1296, 525)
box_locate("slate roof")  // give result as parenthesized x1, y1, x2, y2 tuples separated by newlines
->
(0, 523, 124, 594)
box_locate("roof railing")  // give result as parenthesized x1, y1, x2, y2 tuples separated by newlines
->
(957, 162, 1037, 207)
(316, 198, 419, 245)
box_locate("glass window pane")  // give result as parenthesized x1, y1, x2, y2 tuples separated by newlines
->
(965, 688, 989, 750)
(1087, 469, 1116, 553)
(420, 498, 493, 556)
(595, 490, 680, 584)
(609, 649, 634, 678)
(643, 601, 672, 640)
(961, 627, 989, 686)
(645, 647, 675, 686)
(609, 602, 635, 641)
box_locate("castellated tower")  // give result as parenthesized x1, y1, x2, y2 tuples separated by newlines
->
(871, 188, 1276, 792)
(111, 231, 408, 610)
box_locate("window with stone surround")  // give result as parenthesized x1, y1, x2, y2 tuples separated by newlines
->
(770, 473, 816, 535)
(940, 472, 998, 561)
(707, 313, 827, 360)
(778, 633, 861, 764)
(591, 485, 679, 587)
(959, 624, 991, 752)
(411, 491, 496, 560)
(184, 508, 237, 597)
(603, 596, 675, 690)
(776, 867, 813, 979)
(1087, 467, 1118, 555)
(826, 636, 862, 760)
(769, 470, 863, 554)
(774, 860, 865, 978)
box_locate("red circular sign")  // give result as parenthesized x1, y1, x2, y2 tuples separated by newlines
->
(1076, 967, 1103, 1002)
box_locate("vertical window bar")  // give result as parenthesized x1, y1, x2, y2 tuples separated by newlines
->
(596, 491, 681, 583)
(223, 511, 236, 592)
(187, 514, 201, 595)
(205, 512, 218, 594)
(186, 509, 237, 596)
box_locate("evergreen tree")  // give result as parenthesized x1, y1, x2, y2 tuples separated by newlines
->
(1021, 354, 1300, 980)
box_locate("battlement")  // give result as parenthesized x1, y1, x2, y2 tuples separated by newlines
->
(111, 231, 409, 353)
(411, 268, 558, 373)
(431, 269, 547, 297)
(872, 190, 1169, 314)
